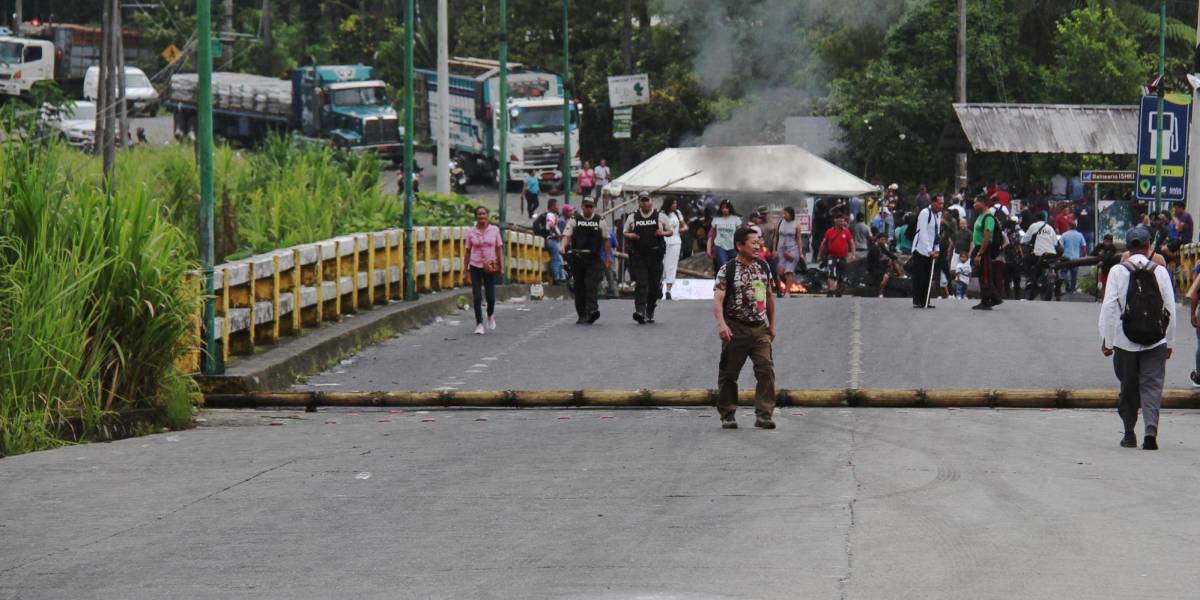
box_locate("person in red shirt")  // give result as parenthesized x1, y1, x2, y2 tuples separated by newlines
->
(818, 212, 855, 296)
(1052, 204, 1075, 234)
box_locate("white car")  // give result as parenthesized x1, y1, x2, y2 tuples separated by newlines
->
(83, 65, 159, 116)
(42, 101, 96, 150)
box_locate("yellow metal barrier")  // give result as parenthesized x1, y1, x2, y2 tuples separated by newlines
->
(185, 226, 548, 371)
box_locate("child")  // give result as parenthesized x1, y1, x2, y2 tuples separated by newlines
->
(953, 250, 972, 299)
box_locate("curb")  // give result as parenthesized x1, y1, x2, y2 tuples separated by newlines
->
(202, 388, 1200, 410)
(196, 284, 567, 395)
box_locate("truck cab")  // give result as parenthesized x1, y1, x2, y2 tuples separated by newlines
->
(294, 65, 403, 163)
(0, 37, 55, 97)
(505, 97, 581, 188)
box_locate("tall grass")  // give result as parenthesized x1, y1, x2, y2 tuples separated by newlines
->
(0, 110, 199, 456)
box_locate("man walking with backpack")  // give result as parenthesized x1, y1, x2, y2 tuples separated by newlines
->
(911, 194, 943, 308)
(713, 227, 776, 430)
(1099, 225, 1176, 450)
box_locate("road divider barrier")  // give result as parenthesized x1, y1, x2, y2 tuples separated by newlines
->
(202, 388, 1200, 410)
(182, 227, 547, 371)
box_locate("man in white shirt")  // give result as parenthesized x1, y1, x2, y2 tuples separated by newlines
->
(1020, 217, 1060, 299)
(1099, 225, 1176, 450)
(593, 159, 611, 195)
(910, 194, 943, 308)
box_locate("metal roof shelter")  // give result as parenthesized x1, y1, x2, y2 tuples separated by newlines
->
(609, 144, 878, 197)
(952, 103, 1138, 154)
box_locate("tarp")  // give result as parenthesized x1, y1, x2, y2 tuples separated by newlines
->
(608, 144, 879, 197)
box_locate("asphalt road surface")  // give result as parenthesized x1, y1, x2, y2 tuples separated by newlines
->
(295, 296, 1200, 392)
(3, 407, 1199, 599)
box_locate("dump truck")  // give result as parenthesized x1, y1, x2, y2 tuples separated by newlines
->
(415, 58, 580, 188)
(166, 64, 403, 162)
(0, 22, 157, 98)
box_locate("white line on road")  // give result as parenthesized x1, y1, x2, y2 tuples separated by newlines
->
(848, 298, 863, 389)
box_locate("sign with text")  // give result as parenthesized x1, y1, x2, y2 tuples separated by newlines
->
(797, 213, 812, 234)
(1136, 94, 1191, 201)
(613, 107, 633, 139)
(607, 74, 650, 107)
(1080, 170, 1135, 184)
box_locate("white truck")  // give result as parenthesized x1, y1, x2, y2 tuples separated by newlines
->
(415, 58, 580, 190)
(0, 22, 157, 98)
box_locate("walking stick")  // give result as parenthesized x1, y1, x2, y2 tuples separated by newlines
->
(924, 252, 937, 307)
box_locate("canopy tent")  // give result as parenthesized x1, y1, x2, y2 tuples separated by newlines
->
(608, 144, 879, 197)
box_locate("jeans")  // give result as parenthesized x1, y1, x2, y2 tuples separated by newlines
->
(715, 246, 735, 271)
(469, 266, 496, 325)
(954, 281, 967, 298)
(547, 238, 564, 281)
(1060, 266, 1078, 292)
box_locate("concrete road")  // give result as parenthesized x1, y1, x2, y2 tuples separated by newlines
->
(295, 296, 1200, 393)
(3, 407, 1199, 599)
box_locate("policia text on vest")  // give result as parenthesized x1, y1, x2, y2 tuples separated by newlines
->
(561, 199, 612, 324)
(623, 196, 672, 324)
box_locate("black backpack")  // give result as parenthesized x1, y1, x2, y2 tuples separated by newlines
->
(532, 212, 549, 237)
(1120, 261, 1170, 345)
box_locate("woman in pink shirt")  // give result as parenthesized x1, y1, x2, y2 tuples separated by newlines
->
(578, 161, 596, 200)
(465, 206, 503, 335)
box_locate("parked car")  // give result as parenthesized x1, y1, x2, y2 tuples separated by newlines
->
(83, 65, 159, 116)
(41, 100, 96, 150)
(0, 27, 13, 36)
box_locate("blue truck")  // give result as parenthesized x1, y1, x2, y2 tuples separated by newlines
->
(166, 65, 404, 163)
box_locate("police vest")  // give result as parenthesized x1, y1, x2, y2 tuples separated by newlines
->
(631, 210, 664, 258)
(571, 215, 603, 260)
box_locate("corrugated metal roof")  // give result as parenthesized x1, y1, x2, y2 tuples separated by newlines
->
(952, 103, 1138, 154)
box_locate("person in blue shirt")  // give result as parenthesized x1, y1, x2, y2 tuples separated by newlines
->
(1058, 222, 1087, 293)
(522, 174, 540, 218)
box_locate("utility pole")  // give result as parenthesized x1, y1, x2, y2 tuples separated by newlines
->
(561, 0, 571, 206)
(955, 0, 968, 192)
(14, 0, 20, 27)
(1154, 0, 1166, 211)
(258, 0, 273, 74)
(198, 0, 220, 374)
(403, 0, 417, 300)
(436, 0, 450, 195)
(620, 0, 632, 172)
(115, 1, 128, 149)
(98, 0, 117, 188)
(498, 0, 509, 282)
(1184, 0, 1200, 224)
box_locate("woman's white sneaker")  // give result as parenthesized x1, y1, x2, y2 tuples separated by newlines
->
(487, 315, 497, 330)
(474, 324, 485, 335)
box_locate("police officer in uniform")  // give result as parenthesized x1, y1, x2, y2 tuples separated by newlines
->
(623, 192, 671, 323)
(560, 197, 612, 324)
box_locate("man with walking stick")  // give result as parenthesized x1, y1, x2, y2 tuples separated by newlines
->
(911, 194, 943, 308)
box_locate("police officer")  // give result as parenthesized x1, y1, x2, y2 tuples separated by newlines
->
(623, 192, 671, 323)
(560, 197, 612, 324)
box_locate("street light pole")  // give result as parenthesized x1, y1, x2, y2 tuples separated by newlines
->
(436, 0, 449, 195)
(403, 0, 417, 300)
(198, 0, 220, 374)
(1154, 0, 1166, 212)
(498, 0, 509, 282)
(561, 0, 571, 206)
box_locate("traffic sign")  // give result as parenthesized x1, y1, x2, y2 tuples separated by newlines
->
(1135, 93, 1191, 201)
(613, 107, 633, 139)
(1080, 170, 1135, 184)
(161, 44, 182, 64)
(607, 74, 650, 107)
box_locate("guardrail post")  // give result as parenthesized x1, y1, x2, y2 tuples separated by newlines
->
(291, 248, 302, 333)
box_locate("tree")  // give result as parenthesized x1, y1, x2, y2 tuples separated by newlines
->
(1042, 6, 1146, 105)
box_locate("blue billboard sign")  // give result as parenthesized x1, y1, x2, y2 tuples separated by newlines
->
(1136, 93, 1191, 202)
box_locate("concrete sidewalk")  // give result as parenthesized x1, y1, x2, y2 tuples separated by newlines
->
(3, 407, 1198, 599)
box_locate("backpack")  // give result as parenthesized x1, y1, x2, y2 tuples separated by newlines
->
(532, 212, 549, 237)
(1120, 261, 1170, 345)
(903, 213, 918, 241)
(722, 257, 771, 321)
(986, 213, 1006, 259)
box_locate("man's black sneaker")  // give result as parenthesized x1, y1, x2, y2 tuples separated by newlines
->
(665, 292, 672, 300)
(1143, 435, 1158, 450)
(632, 312, 646, 324)
(971, 302, 993, 310)
(992, 298, 1004, 306)
(646, 311, 655, 323)
(754, 418, 776, 429)
(721, 419, 738, 429)
(1190, 370, 1200, 388)
(587, 311, 600, 324)
(576, 317, 586, 324)
(1120, 432, 1137, 448)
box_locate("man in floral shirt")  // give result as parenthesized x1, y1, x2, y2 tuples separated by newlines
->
(713, 228, 777, 430)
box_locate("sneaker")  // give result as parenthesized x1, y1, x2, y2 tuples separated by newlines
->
(576, 317, 586, 324)
(1143, 435, 1158, 450)
(632, 312, 646, 324)
(587, 311, 600, 324)
(665, 292, 672, 300)
(1120, 432, 1137, 448)
(1190, 370, 1200, 388)
(721, 419, 738, 429)
(646, 311, 655, 324)
(474, 324, 485, 335)
(754, 418, 776, 430)
(971, 302, 993, 310)
(992, 298, 1004, 306)
(487, 315, 497, 330)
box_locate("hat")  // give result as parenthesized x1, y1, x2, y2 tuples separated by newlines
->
(1126, 225, 1152, 246)
(888, 183, 899, 190)
(562, 204, 574, 215)
(637, 192, 652, 201)
(581, 196, 595, 206)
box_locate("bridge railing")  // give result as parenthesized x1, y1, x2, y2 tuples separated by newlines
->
(180, 226, 546, 372)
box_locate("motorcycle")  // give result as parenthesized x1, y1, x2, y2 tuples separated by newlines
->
(449, 160, 469, 194)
